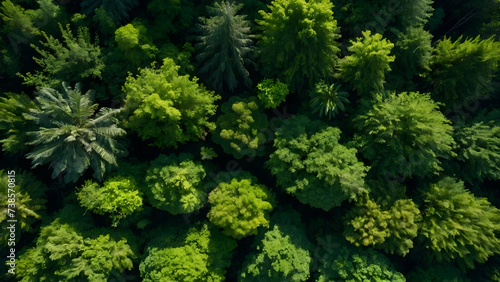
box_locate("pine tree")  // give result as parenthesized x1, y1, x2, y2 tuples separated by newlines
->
(197, 1, 253, 92)
(24, 82, 127, 183)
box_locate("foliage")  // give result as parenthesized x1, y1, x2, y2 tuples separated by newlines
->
(428, 35, 500, 107)
(200, 146, 218, 160)
(408, 263, 470, 282)
(396, 0, 434, 30)
(454, 122, 500, 182)
(354, 92, 455, 179)
(267, 115, 368, 211)
(339, 30, 395, 96)
(123, 58, 220, 148)
(0, 0, 39, 37)
(208, 177, 274, 239)
(24, 82, 127, 183)
(21, 24, 104, 88)
(256, 78, 289, 109)
(77, 176, 142, 226)
(344, 196, 422, 256)
(420, 177, 500, 268)
(309, 81, 350, 120)
(146, 0, 196, 36)
(145, 153, 208, 215)
(114, 22, 158, 67)
(197, 1, 253, 92)
(140, 222, 236, 281)
(239, 209, 313, 281)
(81, 0, 138, 24)
(212, 96, 269, 159)
(315, 239, 406, 282)
(16, 218, 134, 281)
(0, 170, 47, 245)
(257, 0, 341, 92)
(0, 92, 37, 154)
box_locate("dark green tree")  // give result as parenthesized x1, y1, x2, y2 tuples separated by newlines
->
(309, 81, 350, 120)
(197, 1, 253, 92)
(239, 209, 313, 281)
(256, 78, 289, 109)
(145, 153, 208, 215)
(77, 176, 143, 227)
(208, 177, 274, 239)
(81, 0, 138, 23)
(420, 177, 500, 268)
(123, 58, 220, 148)
(140, 222, 236, 281)
(454, 122, 500, 182)
(427, 35, 500, 107)
(212, 96, 269, 159)
(354, 92, 455, 179)
(339, 30, 395, 96)
(24, 82, 127, 183)
(315, 238, 405, 281)
(257, 0, 341, 92)
(267, 115, 368, 211)
(408, 263, 470, 282)
(20, 24, 104, 88)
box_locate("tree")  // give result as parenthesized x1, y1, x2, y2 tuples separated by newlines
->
(145, 153, 208, 215)
(146, 0, 196, 37)
(77, 176, 143, 227)
(453, 122, 500, 182)
(16, 217, 134, 281)
(24, 82, 127, 183)
(315, 238, 405, 282)
(256, 78, 289, 109)
(140, 222, 236, 281)
(257, 0, 341, 92)
(427, 35, 500, 107)
(114, 22, 158, 67)
(0, 0, 39, 37)
(123, 58, 220, 148)
(267, 115, 368, 211)
(20, 24, 104, 88)
(420, 177, 500, 269)
(0, 170, 47, 245)
(309, 81, 350, 120)
(212, 96, 269, 159)
(354, 92, 455, 179)
(339, 30, 395, 96)
(81, 0, 138, 24)
(0, 92, 37, 154)
(344, 195, 422, 256)
(197, 1, 253, 92)
(239, 209, 313, 281)
(408, 263, 470, 282)
(208, 177, 274, 239)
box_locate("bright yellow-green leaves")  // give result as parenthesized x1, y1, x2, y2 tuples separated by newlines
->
(208, 178, 274, 239)
(123, 58, 220, 148)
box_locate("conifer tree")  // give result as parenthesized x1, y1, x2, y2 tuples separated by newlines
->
(197, 1, 253, 92)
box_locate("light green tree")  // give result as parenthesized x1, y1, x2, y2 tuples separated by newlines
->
(77, 176, 143, 226)
(140, 222, 236, 281)
(208, 177, 274, 239)
(145, 153, 208, 215)
(123, 58, 220, 148)
(114, 22, 158, 67)
(24, 82, 127, 183)
(354, 92, 455, 179)
(257, 0, 341, 92)
(339, 30, 395, 96)
(212, 96, 269, 159)
(256, 78, 289, 109)
(420, 177, 500, 268)
(197, 1, 253, 92)
(239, 209, 313, 281)
(267, 115, 368, 211)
